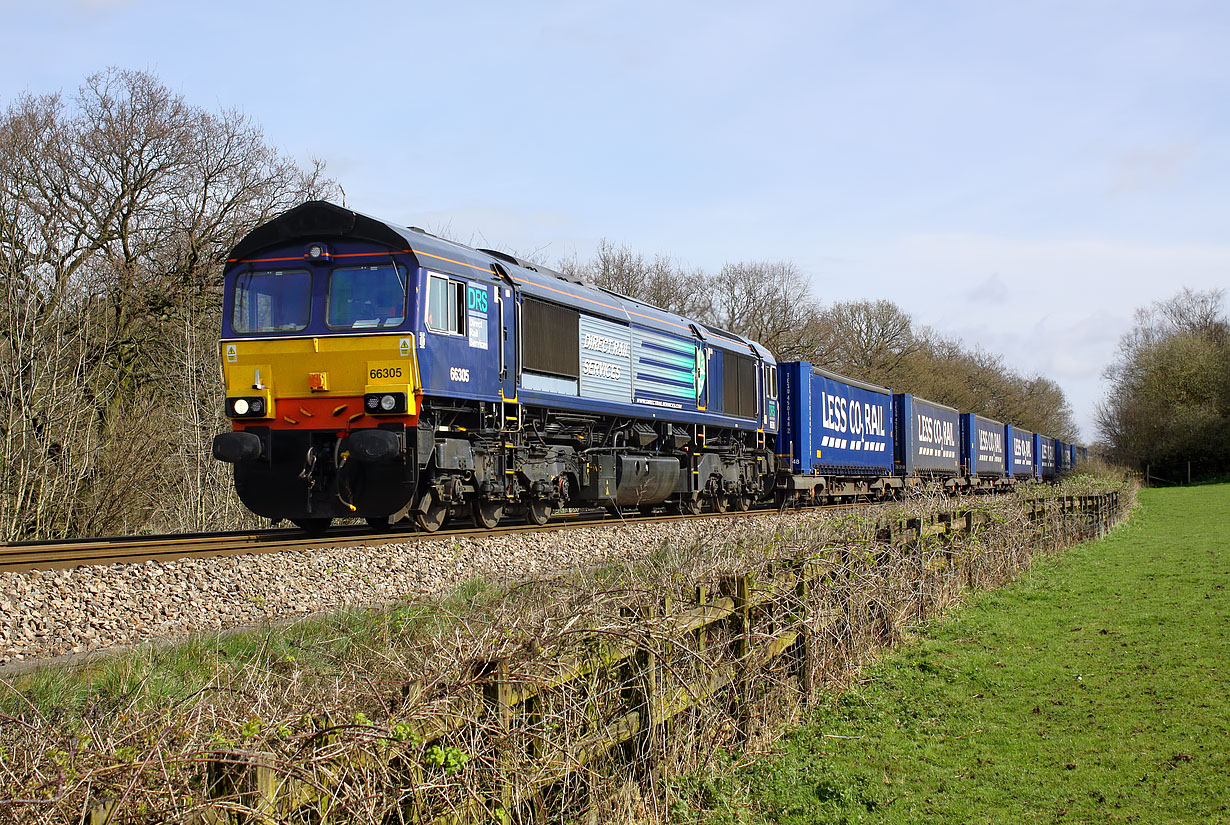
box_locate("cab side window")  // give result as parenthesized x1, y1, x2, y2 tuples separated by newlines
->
(426, 273, 466, 335)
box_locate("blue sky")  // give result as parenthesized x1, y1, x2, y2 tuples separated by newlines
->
(5, 0, 1228, 439)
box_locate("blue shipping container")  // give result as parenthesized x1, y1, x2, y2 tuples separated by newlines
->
(960, 413, 1006, 477)
(1055, 439, 1073, 473)
(1006, 425, 1035, 478)
(1034, 433, 1056, 479)
(776, 362, 894, 476)
(894, 394, 960, 476)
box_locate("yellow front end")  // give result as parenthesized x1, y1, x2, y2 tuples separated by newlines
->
(221, 333, 421, 430)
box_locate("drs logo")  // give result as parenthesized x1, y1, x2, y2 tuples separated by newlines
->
(467, 285, 488, 313)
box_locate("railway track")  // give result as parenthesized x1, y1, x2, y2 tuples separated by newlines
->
(0, 503, 867, 574)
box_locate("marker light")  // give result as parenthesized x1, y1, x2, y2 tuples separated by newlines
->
(304, 242, 331, 263)
(233, 398, 250, 415)
(380, 394, 397, 411)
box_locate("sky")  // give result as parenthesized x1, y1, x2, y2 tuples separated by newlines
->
(4, 0, 1228, 440)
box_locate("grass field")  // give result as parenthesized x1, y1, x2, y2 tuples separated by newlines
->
(684, 483, 1229, 824)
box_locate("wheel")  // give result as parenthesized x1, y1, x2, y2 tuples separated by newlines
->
(711, 494, 729, 514)
(681, 496, 703, 516)
(472, 500, 504, 530)
(291, 517, 332, 536)
(731, 494, 752, 512)
(415, 491, 447, 533)
(526, 501, 553, 526)
(365, 516, 390, 531)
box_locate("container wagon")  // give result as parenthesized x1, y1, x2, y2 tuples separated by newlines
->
(1034, 433, 1057, 480)
(1055, 439, 1073, 474)
(776, 362, 896, 502)
(894, 393, 961, 488)
(960, 413, 1009, 490)
(1006, 425, 1035, 480)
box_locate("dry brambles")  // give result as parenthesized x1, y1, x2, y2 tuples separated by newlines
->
(0, 481, 1129, 825)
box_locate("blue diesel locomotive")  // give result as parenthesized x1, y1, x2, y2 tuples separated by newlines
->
(212, 201, 779, 531)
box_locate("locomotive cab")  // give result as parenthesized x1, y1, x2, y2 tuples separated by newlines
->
(213, 202, 433, 530)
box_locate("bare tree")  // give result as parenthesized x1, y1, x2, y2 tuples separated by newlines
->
(562, 239, 712, 320)
(0, 68, 335, 539)
(708, 260, 826, 361)
(811, 299, 919, 384)
(564, 247, 827, 361)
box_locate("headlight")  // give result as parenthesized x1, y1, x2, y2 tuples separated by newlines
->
(363, 391, 407, 414)
(227, 396, 270, 418)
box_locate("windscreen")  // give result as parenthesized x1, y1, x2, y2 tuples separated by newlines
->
(328, 264, 407, 329)
(232, 270, 311, 333)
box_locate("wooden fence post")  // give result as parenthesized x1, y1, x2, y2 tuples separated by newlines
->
(86, 801, 117, 825)
(720, 574, 752, 740)
(616, 604, 659, 780)
(793, 562, 815, 705)
(478, 658, 515, 822)
(694, 585, 709, 655)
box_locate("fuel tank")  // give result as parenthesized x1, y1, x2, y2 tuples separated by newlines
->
(613, 455, 681, 506)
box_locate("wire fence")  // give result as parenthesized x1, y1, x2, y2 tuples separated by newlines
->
(1143, 458, 1230, 486)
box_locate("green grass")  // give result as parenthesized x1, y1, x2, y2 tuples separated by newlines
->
(686, 484, 1230, 824)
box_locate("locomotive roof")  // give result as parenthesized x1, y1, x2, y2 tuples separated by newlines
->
(227, 201, 775, 360)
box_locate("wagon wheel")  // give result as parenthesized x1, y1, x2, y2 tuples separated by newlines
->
(472, 500, 504, 530)
(731, 493, 752, 512)
(681, 496, 703, 516)
(526, 501, 553, 526)
(415, 491, 447, 533)
(291, 517, 332, 536)
(711, 493, 729, 514)
(365, 516, 390, 531)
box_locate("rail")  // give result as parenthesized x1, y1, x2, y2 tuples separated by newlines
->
(0, 502, 871, 573)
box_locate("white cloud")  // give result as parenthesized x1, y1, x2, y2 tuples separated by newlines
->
(1110, 143, 1196, 196)
(970, 274, 1008, 305)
